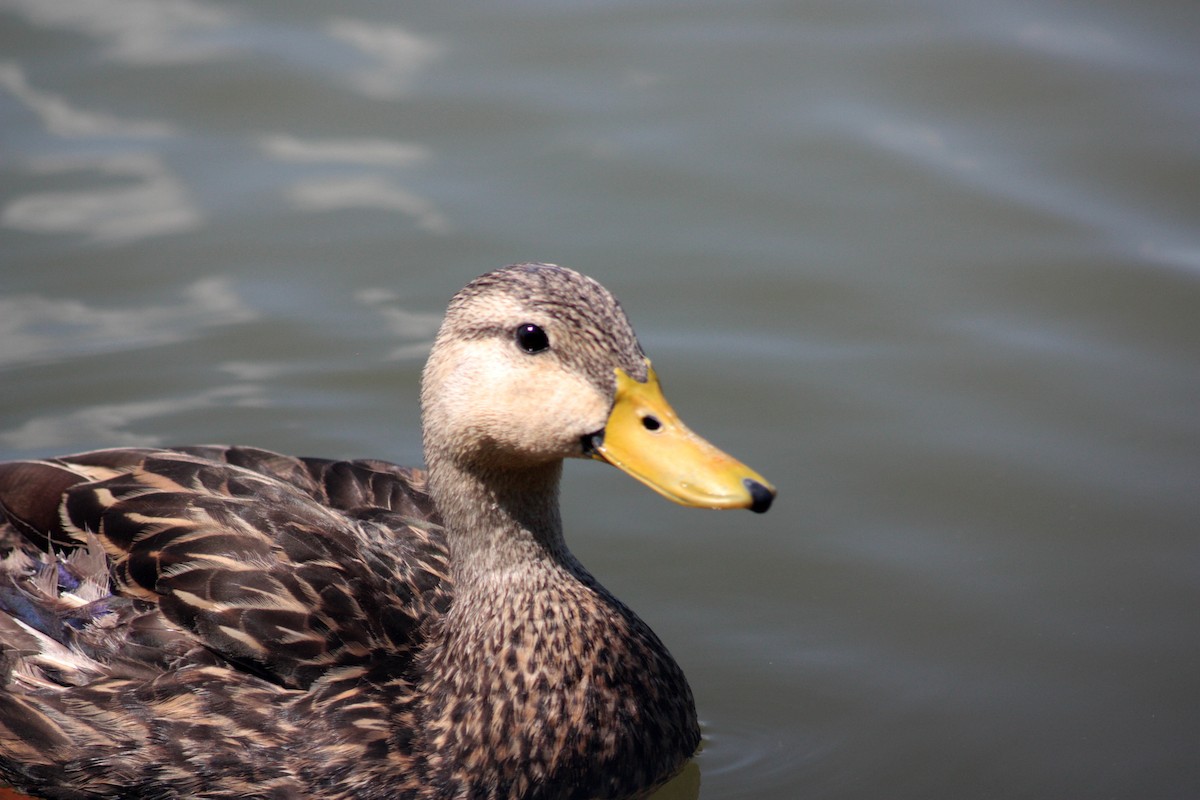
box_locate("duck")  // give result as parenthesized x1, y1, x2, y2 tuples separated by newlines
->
(0, 263, 775, 800)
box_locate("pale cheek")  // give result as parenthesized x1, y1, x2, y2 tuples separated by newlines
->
(480, 362, 608, 458)
(529, 377, 610, 452)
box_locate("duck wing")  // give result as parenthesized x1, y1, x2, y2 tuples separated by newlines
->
(0, 446, 451, 692)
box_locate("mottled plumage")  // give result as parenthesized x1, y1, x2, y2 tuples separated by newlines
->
(0, 264, 773, 799)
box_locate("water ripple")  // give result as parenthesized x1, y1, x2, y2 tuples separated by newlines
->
(0, 0, 235, 64)
(0, 277, 255, 368)
(259, 134, 430, 167)
(0, 63, 174, 138)
(327, 17, 442, 98)
(3, 153, 201, 243)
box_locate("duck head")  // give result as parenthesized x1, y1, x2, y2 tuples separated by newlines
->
(421, 263, 774, 513)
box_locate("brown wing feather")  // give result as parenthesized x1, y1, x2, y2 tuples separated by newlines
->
(0, 447, 451, 691)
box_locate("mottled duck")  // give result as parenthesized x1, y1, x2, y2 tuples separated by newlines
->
(0, 263, 774, 799)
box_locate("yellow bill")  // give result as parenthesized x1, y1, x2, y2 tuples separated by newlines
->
(590, 362, 776, 513)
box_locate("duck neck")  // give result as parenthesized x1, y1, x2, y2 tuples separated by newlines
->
(428, 457, 575, 589)
(417, 456, 700, 798)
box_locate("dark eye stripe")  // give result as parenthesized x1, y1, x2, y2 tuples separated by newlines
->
(515, 323, 550, 353)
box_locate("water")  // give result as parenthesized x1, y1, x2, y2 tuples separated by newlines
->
(2, 1, 1199, 798)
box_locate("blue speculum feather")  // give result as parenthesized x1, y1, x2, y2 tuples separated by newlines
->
(0, 586, 61, 640)
(56, 563, 81, 592)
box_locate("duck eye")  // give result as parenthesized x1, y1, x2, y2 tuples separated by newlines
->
(515, 323, 550, 354)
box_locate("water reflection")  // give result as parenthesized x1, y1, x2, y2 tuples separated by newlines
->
(0, 0, 234, 64)
(0, 277, 255, 368)
(355, 288, 440, 360)
(826, 100, 1199, 276)
(1015, 21, 1127, 62)
(260, 133, 449, 232)
(0, 63, 174, 138)
(283, 176, 450, 233)
(0, 277, 262, 449)
(259, 134, 429, 167)
(0, 384, 267, 450)
(647, 761, 700, 800)
(328, 17, 442, 97)
(3, 153, 201, 243)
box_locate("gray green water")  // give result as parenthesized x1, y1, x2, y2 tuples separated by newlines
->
(2, 1, 1198, 798)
